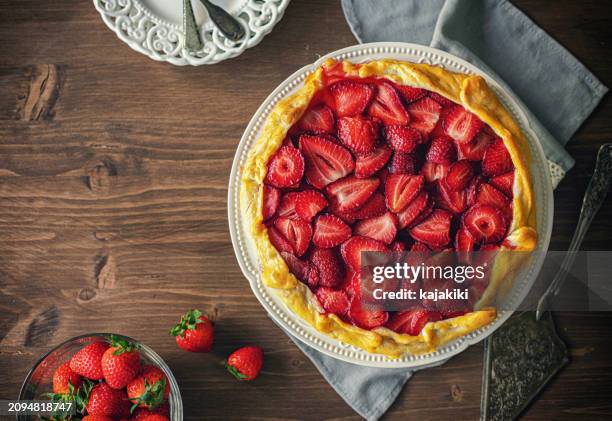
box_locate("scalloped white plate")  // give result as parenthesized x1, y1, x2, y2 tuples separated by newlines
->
(228, 43, 554, 368)
(94, 0, 290, 66)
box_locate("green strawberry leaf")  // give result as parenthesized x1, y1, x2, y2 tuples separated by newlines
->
(170, 309, 206, 338)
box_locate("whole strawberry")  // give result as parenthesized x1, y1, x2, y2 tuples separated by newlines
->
(130, 403, 170, 421)
(226, 346, 264, 381)
(70, 341, 109, 380)
(101, 335, 141, 389)
(127, 364, 170, 410)
(86, 381, 131, 418)
(52, 361, 83, 395)
(170, 309, 214, 353)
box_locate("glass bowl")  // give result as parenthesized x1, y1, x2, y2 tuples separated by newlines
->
(18, 333, 183, 420)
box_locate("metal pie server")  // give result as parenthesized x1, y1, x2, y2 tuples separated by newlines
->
(481, 144, 612, 421)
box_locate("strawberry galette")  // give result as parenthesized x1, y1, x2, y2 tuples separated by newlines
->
(241, 59, 537, 357)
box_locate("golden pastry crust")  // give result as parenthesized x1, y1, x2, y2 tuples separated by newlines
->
(241, 59, 537, 358)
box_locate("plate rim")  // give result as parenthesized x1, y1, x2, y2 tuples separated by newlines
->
(228, 42, 554, 368)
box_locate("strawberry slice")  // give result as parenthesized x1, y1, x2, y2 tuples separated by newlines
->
(354, 212, 398, 245)
(409, 209, 452, 248)
(443, 105, 483, 144)
(490, 171, 514, 197)
(390, 240, 406, 252)
(367, 82, 410, 126)
(280, 252, 310, 282)
(482, 138, 513, 176)
(348, 296, 389, 329)
(328, 80, 375, 117)
(268, 226, 294, 254)
(444, 160, 474, 191)
(316, 287, 350, 316)
(463, 204, 508, 244)
(306, 263, 320, 289)
(407, 97, 442, 137)
(346, 192, 387, 220)
(355, 145, 392, 178)
(385, 125, 422, 153)
(421, 161, 449, 183)
(326, 176, 379, 213)
(386, 308, 440, 335)
(310, 248, 344, 288)
(429, 92, 455, 107)
(455, 227, 475, 253)
(263, 185, 280, 220)
(476, 183, 511, 214)
(458, 129, 492, 161)
(437, 180, 467, 214)
(265, 146, 305, 188)
(397, 85, 428, 103)
(277, 192, 300, 219)
(274, 217, 312, 256)
(396, 191, 430, 229)
(313, 214, 352, 248)
(426, 136, 457, 165)
(299, 135, 355, 189)
(385, 174, 424, 213)
(295, 190, 328, 222)
(388, 152, 417, 175)
(337, 116, 378, 154)
(298, 104, 335, 134)
(340, 236, 388, 272)
(466, 176, 484, 206)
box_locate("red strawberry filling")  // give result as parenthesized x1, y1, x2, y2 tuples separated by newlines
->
(262, 71, 517, 335)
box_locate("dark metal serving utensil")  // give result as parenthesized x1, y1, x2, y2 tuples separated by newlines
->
(481, 144, 612, 421)
(183, 0, 204, 52)
(198, 0, 246, 42)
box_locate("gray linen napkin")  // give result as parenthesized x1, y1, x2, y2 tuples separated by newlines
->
(284, 1, 608, 420)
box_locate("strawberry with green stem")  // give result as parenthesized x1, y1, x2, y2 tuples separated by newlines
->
(226, 346, 264, 381)
(101, 335, 141, 390)
(127, 364, 170, 411)
(171, 309, 214, 353)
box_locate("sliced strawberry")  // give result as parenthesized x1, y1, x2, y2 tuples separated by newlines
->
(299, 135, 355, 189)
(277, 192, 300, 219)
(421, 161, 449, 183)
(463, 204, 508, 244)
(458, 129, 492, 161)
(328, 80, 375, 117)
(347, 192, 387, 220)
(466, 176, 484, 206)
(385, 125, 422, 153)
(326, 176, 379, 213)
(340, 236, 388, 272)
(490, 171, 514, 197)
(268, 226, 294, 254)
(409, 209, 452, 248)
(337, 116, 378, 154)
(263, 185, 280, 220)
(316, 287, 350, 316)
(367, 82, 410, 126)
(310, 248, 344, 288)
(385, 174, 424, 213)
(355, 145, 392, 178)
(407, 97, 442, 137)
(443, 106, 483, 144)
(348, 297, 389, 329)
(280, 252, 310, 282)
(295, 190, 328, 222)
(476, 183, 511, 214)
(426, 136, 457, 165)
(390, 240, 406, 252)
(437, 181, 467, 214)
(397, 85, 428, 103)
(386, 308, 439, 335)
(428, 92, 455, 107)
(455, 227, 475, 253)
(396, 191, 430, 229)
(313, 214, 352, 248)
(274, 217, 312, 257)
(388, 152, 418, 175)
(265, 146, 305, 188)
(482, 138, 513, 176)
(444, 160, 474, 191)
(343, 271, 361, 297)
(298, 104, 335, 134)
(306, 263, 320, 289)
(354, 212, 398, 245)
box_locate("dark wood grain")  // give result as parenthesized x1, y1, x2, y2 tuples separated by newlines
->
(0, 0, 611, 420)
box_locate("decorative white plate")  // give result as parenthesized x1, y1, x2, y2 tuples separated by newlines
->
(228, 43, 554, 368)
(94, 0, 290, 66)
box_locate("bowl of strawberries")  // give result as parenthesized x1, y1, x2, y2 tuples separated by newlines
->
(17, 333, 182, 421)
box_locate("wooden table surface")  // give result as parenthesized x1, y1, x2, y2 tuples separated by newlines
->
(1, 1, 611, 419)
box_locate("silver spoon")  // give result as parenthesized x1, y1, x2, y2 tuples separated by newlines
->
(198, 0, 246, 42)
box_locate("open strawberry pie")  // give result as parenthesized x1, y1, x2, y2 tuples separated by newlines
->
(241, 59, 537, 357)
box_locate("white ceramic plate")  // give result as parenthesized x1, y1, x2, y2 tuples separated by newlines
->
(94, 0, 290, 66)
(228, 42, 554, 368)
